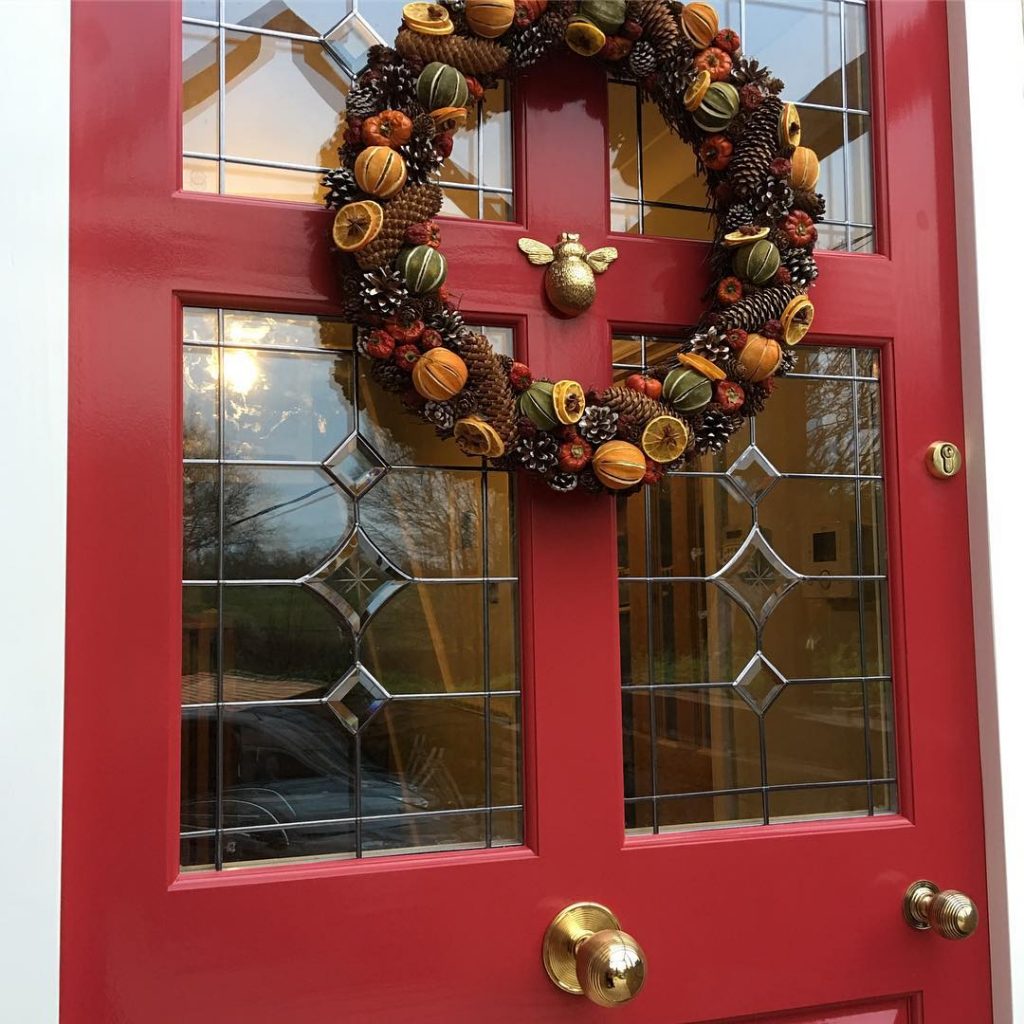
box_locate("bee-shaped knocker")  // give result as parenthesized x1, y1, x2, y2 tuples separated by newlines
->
(518, 232, 619, 317)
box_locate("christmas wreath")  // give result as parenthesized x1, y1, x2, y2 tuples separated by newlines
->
(324, 0, 823, 495)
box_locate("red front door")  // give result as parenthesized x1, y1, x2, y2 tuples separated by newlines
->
(64, 2, 991, 1021)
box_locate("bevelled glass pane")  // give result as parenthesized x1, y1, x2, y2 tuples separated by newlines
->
(222, 466, 352, 579)
(655, 687, 762, 794)
(182, 25, 219, 154)
(182, 308, 521, 867)
(798, 105, 846, 223)
(746, 0, 842, 107)
(358, 470, 484, 577)
(619, 343, 895, 834)
(221, 350, 353, 461)
(224, 31, 346, 168)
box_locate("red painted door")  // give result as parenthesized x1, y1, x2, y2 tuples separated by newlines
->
(64, 2, 991, 1022)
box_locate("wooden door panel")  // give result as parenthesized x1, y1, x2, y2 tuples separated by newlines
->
(64, 2, 991, 1021)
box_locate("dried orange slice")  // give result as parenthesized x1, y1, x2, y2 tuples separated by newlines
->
(565, 16, 606, 57)
(431, 106, 468, 131)
(723, 226, 770, 248)
(332, 200, 384, 253)
(552, 379, 586, 424)
(678, 352, 727, 380)
(454, 415, 505, 458)
(642, 415, 690, 464)
(780, 295, 814, 345)
(684, 70, 712, 112)
(779, 101, 801, 148)
(402, 2, 455, 35)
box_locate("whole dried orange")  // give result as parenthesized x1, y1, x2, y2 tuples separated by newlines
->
(332, 200, 384, 253)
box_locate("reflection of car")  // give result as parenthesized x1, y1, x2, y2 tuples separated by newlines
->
(182, 705, 431, 862)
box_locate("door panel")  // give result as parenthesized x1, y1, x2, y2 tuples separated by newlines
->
(65, 2, 991, 1021)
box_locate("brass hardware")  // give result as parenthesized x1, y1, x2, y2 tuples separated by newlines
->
(542, 902, 646, 1006)
(518, 233, 618, 316)
(903, 881, 979, 940)
(926, 441, 962, 478)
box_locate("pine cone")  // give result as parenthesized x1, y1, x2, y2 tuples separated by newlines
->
(345, 82, 384, 120)
(395, 28, 509, 76)
(694, 407, 734, 453)
(690, 329, 732, 360)
(728, 96, 783, 199)
(578, 405, 620, 444)
(741, 379, 771, 415)
(377, 61, 420, 109)
(355, 184, 444, 269)
(370, 357, 409, 394)
(716, 284, 801, 332)
(424, 400, 456, 431)
(724, 202, 757, 231)
(628, 40, 657, 79)
(731, 57, 773, 89)
(792, 189, 827, 221)
(321, 167, 360, 209)
(758, 177, 794, 221)
(782, 249, 818, 288)
(425, 303, 465, 344)
(507, 6, 570, 69)
(776, 348, 796, 377)
(578, 466, 604, 493)
(594, 385, 675, 424)
(639, 0, 683, 58)
(459, 331, 518, 446)
(547, 472, 579, 493)
(359, 266, 409, 316)
(512, 433, 559, 473)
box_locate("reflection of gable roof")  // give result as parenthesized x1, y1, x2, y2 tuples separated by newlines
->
(182, 672, 323, 705)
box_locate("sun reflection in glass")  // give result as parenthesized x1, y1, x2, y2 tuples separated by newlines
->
(223, 349, 261, 395)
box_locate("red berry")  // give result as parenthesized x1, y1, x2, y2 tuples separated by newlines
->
(715, 380, 745, 412)
(769, 157, 792, 178)
(465, 76, 485, 101)
(725, 328, 749, 351)
(621, 18, 643, 41)
(435, 133, 454, 159)
(783, 210, 818, 247)
(365, 329, 395, 360)
(419, 328, 443, 349)
(644, 377, 663, 400)
(740, 83, 764, 111)
(558, 435, 593, 473)
(386, 319, 424, 342)
(642, 457, 665, 486)
(717, 276, 744, 305)
(699, 134, 734, 171)
(394, 344, 420, 371)
(625, 373, 648, 394)
(405, 220, 442, 248)
(763, 319, 784, 340)
(713, 28, 741, 53)
(510, 361, 533, 391)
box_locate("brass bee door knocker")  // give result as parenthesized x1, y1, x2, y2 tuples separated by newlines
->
(518, 232, 619, 317)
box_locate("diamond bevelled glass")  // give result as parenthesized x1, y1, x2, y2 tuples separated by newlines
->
(725, 445, 781, 505)
(326, 434, 387, 496)
(325, 664, 390, 732)
(733, 653, 786, 713)
(712, 526, 800, 625)
(325, 14, 380, 74)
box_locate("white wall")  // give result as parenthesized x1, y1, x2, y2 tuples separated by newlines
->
(948, 1, 1024, 1021)
(0, 2, 70, 1021)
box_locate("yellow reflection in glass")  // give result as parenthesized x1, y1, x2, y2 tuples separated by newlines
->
(223, 349, 261, 396)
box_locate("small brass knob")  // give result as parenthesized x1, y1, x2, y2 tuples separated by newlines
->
(542, 902, 647, 1006)
(904, 880, 979, 940)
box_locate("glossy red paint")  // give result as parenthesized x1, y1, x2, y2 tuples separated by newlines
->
(64, 2, 991, 1022)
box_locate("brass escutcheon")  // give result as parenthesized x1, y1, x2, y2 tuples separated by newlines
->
(926, 441, 962, 478)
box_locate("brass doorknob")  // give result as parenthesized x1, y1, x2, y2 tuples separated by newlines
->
(542, 902, 646, 1006)
(903, 881, 979, 940)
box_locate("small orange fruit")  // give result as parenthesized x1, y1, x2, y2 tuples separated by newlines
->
(552, 380, 586, 424)
(641, 415, 690, 464)
(332, 200, 384, 252)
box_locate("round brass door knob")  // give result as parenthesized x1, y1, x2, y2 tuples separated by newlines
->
(904, 880, 979, 940)
(542, 902, 646, 1006)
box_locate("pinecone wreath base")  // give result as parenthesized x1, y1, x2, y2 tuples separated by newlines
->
(326, 4, 823, 496)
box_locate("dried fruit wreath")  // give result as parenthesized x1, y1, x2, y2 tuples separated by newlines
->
(324, 0, 823, 495)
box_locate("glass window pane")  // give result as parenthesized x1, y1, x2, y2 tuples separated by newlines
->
(182, 308, 521, 867)
(618, 342, 896, 833)
(845, 1, 872, 110)
(182, 25, 219, 154)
